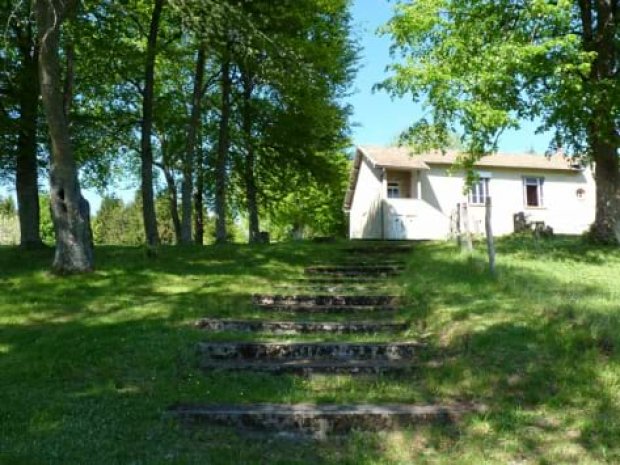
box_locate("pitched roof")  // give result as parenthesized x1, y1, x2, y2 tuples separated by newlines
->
(343, 145, 581, 211)
(359, 145, 579, 172)
(358, 145, 431, 170)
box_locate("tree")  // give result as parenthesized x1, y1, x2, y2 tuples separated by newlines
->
(214, 53, 232, 243)
(265, 151, 350, 240)
(1, 1, 43, 248)
(381, 0, 619, 243)
(180, 45, 207, 244)
(36, 0, 94, 272)
(140, 0, 165, 247)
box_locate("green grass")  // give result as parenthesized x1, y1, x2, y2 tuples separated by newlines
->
(1, 237, 619, 464)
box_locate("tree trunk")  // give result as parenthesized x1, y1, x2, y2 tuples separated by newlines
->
(580, 0, 620, 244)
(140, 0, 163, 247)
(15, 25, 43, 248)
(241, 70, 260, 243)
(159, 164, 181, 243)
(35, 0, 93, 273)
(194, 147, 205, 245)
(591, 139, 620, 244)
(180, 46, 206, 244)
(214, 56, 231, 244)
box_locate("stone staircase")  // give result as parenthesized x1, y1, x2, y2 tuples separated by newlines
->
(168, 242, 482, 436)
(168, 403, 483, 437)
(196, 340, 423, 375)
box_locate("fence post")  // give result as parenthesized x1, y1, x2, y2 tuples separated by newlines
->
(462, 203, 473, 254)
(485, 196, 496, 276)
(455, 203, 462, 247)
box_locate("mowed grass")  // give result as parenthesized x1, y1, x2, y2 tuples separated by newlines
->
(0, 237, 619, 464)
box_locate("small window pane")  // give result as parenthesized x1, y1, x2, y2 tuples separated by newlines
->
(387, 182, 400, 199)
(524, 177, 543, 207)
(469, 178, 489, 205)
(526, 185, 539, 206)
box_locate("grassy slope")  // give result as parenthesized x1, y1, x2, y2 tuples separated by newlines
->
(0, 237, 619, 464)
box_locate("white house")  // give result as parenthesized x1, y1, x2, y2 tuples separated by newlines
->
(344, 146, 596, 240)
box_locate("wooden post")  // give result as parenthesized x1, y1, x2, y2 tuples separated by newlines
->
(455, 203, 462, 248)
(485, 196, 496, 276)
(462, 203, 473, 253)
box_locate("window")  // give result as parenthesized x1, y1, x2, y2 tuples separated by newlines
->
(387, 182, 401, 199)
(524, 177, 544, 207)
(468, 177, 490, 205)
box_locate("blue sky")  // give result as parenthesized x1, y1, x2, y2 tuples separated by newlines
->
(2, 0, 552, 212)
(349, 0, 551, 152)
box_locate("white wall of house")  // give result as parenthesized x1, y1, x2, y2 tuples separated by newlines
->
(426, 165, 596, 237)
(349, 156, 596, 240)
(349, 156, 384, 239)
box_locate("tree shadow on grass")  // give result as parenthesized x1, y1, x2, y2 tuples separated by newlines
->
(398, 239, 620, 463)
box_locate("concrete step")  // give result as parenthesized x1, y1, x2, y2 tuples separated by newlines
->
(255, 303, 399, 313)
(252, 295, 399, 306)
(305, 265, 404, 277)
(199, 358, 415, 375)
(167, 402, 483, 435)
(195, 318, 409, 334)
(197, 341, 424, 360)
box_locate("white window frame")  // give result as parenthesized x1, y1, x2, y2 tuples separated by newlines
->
(387, 182, 401, 199)
(523, 177, 544, 208)
(468, 177, 490, 205)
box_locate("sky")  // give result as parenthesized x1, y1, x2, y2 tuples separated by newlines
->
(2, 0, 552, 213)
(349, 0, 551, 152)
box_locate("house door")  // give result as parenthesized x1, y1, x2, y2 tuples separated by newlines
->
(387, 215, 413, 239)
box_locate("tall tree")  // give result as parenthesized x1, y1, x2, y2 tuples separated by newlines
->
(381, 0, 619, 243)
(214, 53, 232, 243)
(180, 45, 206, 244)
(35, 0, 93, 272)
(578, 0, 619, 243)
(1, 1, 43, 248)
(141, 0, 164, 247)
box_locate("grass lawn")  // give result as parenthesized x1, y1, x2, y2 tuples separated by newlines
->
(1, 236, 619, 464)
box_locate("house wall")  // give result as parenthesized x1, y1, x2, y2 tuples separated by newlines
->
(349, 156, 384, 239)
(421, 165, 596, 237)
(350, 158, 595, 240)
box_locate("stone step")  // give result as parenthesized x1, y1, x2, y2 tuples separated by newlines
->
(344, 244, 415, 255)
(197, 341, 423, 360)
(273, 283, 397, 291)
(167, 402, 483, 435)
(199, 359, 415, 375)
(290, 276, 391, 284)
(195, 318, 409, 334)
(305, 265, 404, 277)
(255, 303, 399, 313)
(252, 294, 399, 306)
(318, 260, 406, 267)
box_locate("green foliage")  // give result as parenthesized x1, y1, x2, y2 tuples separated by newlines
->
(38, 195, 55, 245)
(264, 151, 350, 240)
(0, 196, 19, 245)
(380, 0, 618, 162)
(92, 192, 186, 245)
(0, 196, 16, 217)
(93, 196, 144, 245)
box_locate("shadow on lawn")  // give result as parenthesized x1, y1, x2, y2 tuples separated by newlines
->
(403, 239, 620, 462)
(2, 239, 619, 463)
